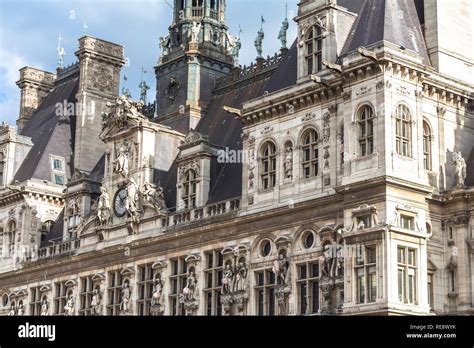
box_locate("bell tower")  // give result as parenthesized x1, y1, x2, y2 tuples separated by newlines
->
(155, 0, 234, 133)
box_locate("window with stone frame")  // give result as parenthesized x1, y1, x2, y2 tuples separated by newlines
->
(260, 141, 277, 189)
(106, 270, 123, 315)
(29, 287, 45, 315)
(53, 281, 72, 315)
(355, 246, 377, 304)
(7, 219, 16, 256)
(296, 261, 320, 315)
(427, 272, 434, 311)
(40, 220, 55, 244)
(397, 246, 417, 304)
(50, 155, 66, 185)
(169, 256, 188, 316)
(400, 215, 415, 231)
(182, 169, 197, 210)
(203, 250, 223, 316)
(357, 105, 374, 156)
(301, 129, 320, 178)
(79, 275, 101, 316)
(305, 25, 323, 75)
(422, 121, 432, 170)
(254, 269, 276, 316)
(137, 263, 155, 315)
(395, 104, 413, 157)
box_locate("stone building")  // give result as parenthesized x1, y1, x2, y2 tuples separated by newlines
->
(0, 0, 473, 316)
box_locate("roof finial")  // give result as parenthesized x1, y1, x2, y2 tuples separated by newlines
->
(57, 34, 66, 69)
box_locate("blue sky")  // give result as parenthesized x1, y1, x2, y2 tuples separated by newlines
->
(0, 0, 299, 126)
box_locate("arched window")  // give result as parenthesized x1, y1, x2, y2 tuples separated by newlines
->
(358, 105, 374, 156)
(423, 121, 432, 170)
(395, 105, 412, 157)
(301, 129, 320, 178)
(305, 26, 323, 75)
(261, 142, 277, 189)
(41, 220, 55, 243)
(182, 169, 197, 210)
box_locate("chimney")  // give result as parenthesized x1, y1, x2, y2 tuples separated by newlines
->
(74, 36, 126, 173)
(15, 67, 56, 132)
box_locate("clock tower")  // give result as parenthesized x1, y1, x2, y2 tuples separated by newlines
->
(155, 0, 234, 133)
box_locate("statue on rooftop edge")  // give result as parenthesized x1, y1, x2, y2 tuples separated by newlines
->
(278, 11, 289, 49)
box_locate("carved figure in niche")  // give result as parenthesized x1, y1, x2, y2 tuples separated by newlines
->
(190, 21, 202, 43)
(120, 281, 131, 313)
(284, 145, 293, 179)
(142, 182, 167, 212)
(113, 142, 129, 177)
(17, 301, 24, 316)
(8, 304, 15, 316)
(453, 152, 467, 187)
(97, 187, 111, 226)
(273, 253, 290, 286)
(64, 293, 75, 316)
(182, 270, 197, 301)
(151, 274, 164, 307)
(91, 289, 101, 315)
(221, 264, 234, 295)
(40, 299, 49, 316)
(234, 262, 247, 292)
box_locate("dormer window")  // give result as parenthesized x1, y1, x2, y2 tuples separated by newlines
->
(183, 169, 197, 210)
(50, 155, 66, 185)
(305, 26, 323, 75)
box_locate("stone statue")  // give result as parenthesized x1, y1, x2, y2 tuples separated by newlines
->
(234, 262, 247, 292)
(227, 33, 242, 66)
(221, 264, 234, 295)
(120, 282, 131, 314)
(57, 35, 66, 69)
(125, 178, 140, 222)
(139, 80, 150, 105)
(159, 36, 170, 56)
(278, 16, 289, 49)
(142, 182, 167, 212)
(8, 304, 15, 316)
(254, 28, 265, 58)
(151, 275, 164, 308)
(284, 146, 293, 179)
(97, 187, 111, 226)
(91, 289, 101, 315)
(113, 142, 129, 177)
(183, 270, 197, 301)
(318, 254, 329, 277)
(453, 152, 467, 187)
(189, 21, 202, 44)
(17, 302, 24, 316)
(40, 299, 49, 316)
(273, 253, 290, 286)
(64, 294, 75, 316)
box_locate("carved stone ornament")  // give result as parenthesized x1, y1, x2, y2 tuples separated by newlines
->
(101, 94, 145, 133)
(182, 130, 209, 145)
(178, 160, 201, 181)
(302, 112, 316, 122)
(165, 77, 180, 103)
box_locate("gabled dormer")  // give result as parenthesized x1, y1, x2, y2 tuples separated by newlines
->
(295, 0, 357, 82)
(176, 131, 221, 211)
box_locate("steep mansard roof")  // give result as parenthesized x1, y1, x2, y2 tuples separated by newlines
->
(14, 0, 431, 208)
(339, 0, 430, 65)
(14, 76, 78, 183)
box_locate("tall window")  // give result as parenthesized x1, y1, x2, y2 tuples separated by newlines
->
(53, 282, 72, 315)
(395, 105, 412, 157)
(136, 264, 155, 315)
(427, 273, 434, 311)
(30, 287, 44, 315)
(182, 169, 197, 210)
(203, 250, 223, 316)
(261, 142, 277, 189)
(301, 129, 320, 178)
(397, 247, 417, 304)
(358, 105, 374, 156)
(7, 220, 16, 255)
(423, 121, 432, 170)
(169, 257, 188, 316)
(79, 275, 101, 316)
(355, 246, 377, 303)
(106, 271, 123, 315)
(41, 220, 55, 244)
(305, 25, 323, 75)
(297, 262, 320, 314)
(254, 269, 276, 316)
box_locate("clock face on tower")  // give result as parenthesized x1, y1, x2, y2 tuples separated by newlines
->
(113, 188, 128, 217)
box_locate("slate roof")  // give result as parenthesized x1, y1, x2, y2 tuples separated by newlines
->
(339, 0, 430, 65)
(14, 76, 78, 183)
